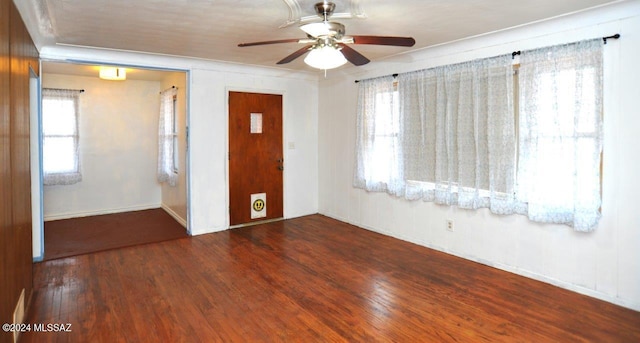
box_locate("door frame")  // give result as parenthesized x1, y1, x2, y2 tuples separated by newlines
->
(225, 87, 287, 228)
(34, 59, 193, 261)
(29, 65, 44, 261)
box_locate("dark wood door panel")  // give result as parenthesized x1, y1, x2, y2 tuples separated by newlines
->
(229, 92, 283, 226)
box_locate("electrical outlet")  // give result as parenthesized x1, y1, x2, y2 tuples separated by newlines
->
(446, 219, 454, 232)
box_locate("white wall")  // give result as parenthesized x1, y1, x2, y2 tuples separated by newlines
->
(160, 73, 188, 227)
(42, 74, 162, 220)
(38, 48, 320, 237)
(318, 1, 640, 311)
(189, 68, 319, 233)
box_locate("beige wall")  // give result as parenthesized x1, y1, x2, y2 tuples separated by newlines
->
(42, 73, 162, 219)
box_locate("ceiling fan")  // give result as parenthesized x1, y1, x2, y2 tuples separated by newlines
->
(238, 1, 416, 70)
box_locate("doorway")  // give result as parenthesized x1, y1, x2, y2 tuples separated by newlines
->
(228, 91, 283, 226)
(37, 61, 190, 260)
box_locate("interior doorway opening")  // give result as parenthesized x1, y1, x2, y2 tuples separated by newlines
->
(34, 61, 190, 261)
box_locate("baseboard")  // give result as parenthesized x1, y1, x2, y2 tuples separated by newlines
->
(44, 204, 162, 221)
(488, 262, 640, 312)
(161, 204, 187, 229)
(320, 212, 640, 312)
(229, 217, 283, 229)
(430, 244, 640, 312)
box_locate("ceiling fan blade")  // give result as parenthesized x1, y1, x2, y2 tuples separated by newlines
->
(350, 35, 416, 47)
(338, 44, 370, 66)
(277, 45, 313, 64)
(238, 38, 304, 47)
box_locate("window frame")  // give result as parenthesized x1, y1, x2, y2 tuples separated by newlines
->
(385, 64, 602, 204)
(514, 60, 603, 211)
(41, 88, 82, 186)
(367, 81, 400, 184)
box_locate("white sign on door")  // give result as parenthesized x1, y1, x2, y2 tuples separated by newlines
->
(250, 193, 266, 219)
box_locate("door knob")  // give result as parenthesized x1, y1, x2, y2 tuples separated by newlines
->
(277, 166, 284, 171)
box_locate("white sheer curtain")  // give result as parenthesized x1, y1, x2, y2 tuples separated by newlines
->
(158, 87, 178, 186)
(354, 41, 604, 230)
(42, 88, 82, 185)
(517, 39, 603, 231)
(354, 75, 405, 195)
(398, 55, 518, 213)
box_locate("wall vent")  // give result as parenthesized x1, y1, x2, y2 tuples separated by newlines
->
(12, 289, 25, 343)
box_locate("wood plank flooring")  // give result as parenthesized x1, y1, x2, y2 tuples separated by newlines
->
(22, 215, 640, 342)
(43, 208, 188, 261)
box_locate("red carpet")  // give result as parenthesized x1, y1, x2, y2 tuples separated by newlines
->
(44, 208, 189, 261)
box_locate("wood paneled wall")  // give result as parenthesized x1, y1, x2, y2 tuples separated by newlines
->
(1, 0, 39, 342)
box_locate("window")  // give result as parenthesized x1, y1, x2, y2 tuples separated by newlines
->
(517, 39, 603, 230)
(42, 88, 82, 185)
(354, 75, 403, 194)
(400, 58, 516, 209)
(158, 87, 178, 186)
(354, 38, 603, 231)
(369, 82, 400, 184)
(355, 56, 516, 211)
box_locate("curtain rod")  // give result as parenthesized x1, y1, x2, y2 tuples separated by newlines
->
(512, 33, 620, 59)
(603, 33, 621, 44)
(159, 85, 177, 94)
(44, 87, 84, 93)
(354, 33, 622, 82)
(354, 73, 397, 83)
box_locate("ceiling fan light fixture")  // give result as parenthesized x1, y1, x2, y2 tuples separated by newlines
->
(300, 22, 329, 37)
(304, 45, 347, 70)
(237, 2, 413, 69)
(300, 22, 344, 38)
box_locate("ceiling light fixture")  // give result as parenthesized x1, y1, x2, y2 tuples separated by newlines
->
(300, 21, 345, 38)
(99, 66, 126, 81)
(304, 45, 347, 70)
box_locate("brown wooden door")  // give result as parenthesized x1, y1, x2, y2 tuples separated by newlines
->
(228, 92, 283, 226)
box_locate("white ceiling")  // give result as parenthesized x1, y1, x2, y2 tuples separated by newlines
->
(42, 61, 180, 81)
(19, 0, 621, 72)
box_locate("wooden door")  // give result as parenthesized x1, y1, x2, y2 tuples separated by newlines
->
(228, 92, 283, 226)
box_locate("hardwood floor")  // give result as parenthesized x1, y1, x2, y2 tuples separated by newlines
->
(22, 215, 640, 342)
(44, 208, 188, 261)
